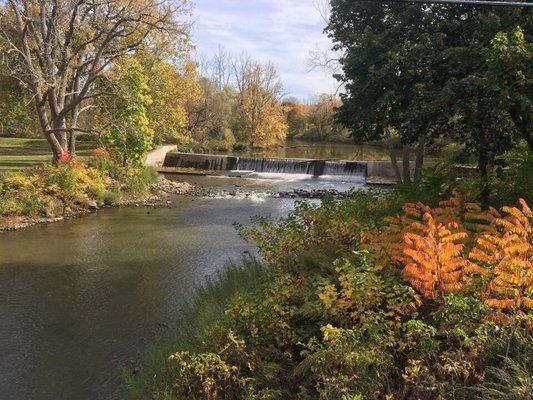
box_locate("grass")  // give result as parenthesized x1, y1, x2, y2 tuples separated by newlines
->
(0, 136, 96, 171)
(122, 257, 269, 399)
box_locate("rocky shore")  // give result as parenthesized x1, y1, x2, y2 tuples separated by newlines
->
(276, 188, 347, 199)
(0, 176, 196, 232)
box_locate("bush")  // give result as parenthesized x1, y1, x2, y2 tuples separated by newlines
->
(129, 183, 532, 399)
(121, 167, 158, 196)
(123, 258, 268, 399)
(0, 157, 159, 218)
(232, 143, 247, 152)
(177, 144, 194, 153)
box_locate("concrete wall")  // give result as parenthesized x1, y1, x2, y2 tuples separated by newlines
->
(366, 161, 398, 180)
(366, 161, 418, 182)
(164, 152, 237, 170)
(145, 145, 177, 167)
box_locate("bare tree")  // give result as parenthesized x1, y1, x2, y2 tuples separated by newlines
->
(308, 0, 343, 94)
(210, 45, 232, 90)
(0, 0, 190, 161)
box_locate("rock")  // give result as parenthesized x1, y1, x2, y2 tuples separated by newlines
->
(150, 176, 195, 195)
(41, 195, 64, 218)
(88, 200, 98, 210)
(80, 198, 98, 210)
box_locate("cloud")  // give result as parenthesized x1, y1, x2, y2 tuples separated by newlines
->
(192, 0, 339, 101)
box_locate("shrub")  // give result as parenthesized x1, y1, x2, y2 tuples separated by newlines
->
(177, 144, 194, 153)
(122, 167, 158, 196)
(0, 158, 159, 218)
(129, 185, 532, 399)
(233, 143, 247, 152)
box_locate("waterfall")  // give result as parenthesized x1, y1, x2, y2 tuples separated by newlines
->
(233, 157, 367, 178)
(163, 152, 368, 180)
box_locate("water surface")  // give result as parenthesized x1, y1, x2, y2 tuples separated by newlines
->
(0, 195, 295, 399)
(0, 174, 365, 399)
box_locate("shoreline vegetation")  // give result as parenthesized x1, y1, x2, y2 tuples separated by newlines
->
(124, 163, 532, 400)
(0, 160, 196, 232)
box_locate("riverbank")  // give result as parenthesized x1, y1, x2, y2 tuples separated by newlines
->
(0, 172, 374, 232)
(0, 176, 196, 232)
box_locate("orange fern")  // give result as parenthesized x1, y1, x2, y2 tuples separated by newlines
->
(468, 199, 533, 312)
(402, 212, 468, 299)
(362, 202, 429, 269)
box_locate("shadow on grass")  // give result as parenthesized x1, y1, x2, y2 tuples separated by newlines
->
(0, 136, 97, 170)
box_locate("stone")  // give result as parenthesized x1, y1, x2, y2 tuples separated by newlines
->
(82, 198, 98, 210)
(41, 195, 64, 218)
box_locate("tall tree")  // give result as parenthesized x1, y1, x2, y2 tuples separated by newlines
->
(327, 0, 531, 185)
(98, 56, 153, 167)
(233, 56, 287, 147)
(307, 93, 346, 141)
(282, 98, 309, 139)
(327, 1, 441, 182)
(0, 0, 190, 162)
(136, 53, 202, 145)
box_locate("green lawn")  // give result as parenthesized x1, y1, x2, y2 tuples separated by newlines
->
(0, 136, 95, 171)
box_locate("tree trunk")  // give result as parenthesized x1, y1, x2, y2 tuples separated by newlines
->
(52, 118, 72, 163)
(478, 151, 491, 205)
(387, 135, 402, 183)
(402, 144, 411, 183)
(35, 101, 64, 162)
(414, 135, 426, 182)
(68, 132, 76, 155)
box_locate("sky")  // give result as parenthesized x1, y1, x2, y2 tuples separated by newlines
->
(191, 0, 339, 101)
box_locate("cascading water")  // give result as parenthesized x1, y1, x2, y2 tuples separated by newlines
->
(233, 156, 367, 180)
(163, 152, 368, 181)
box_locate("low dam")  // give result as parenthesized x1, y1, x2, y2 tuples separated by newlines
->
(163, 152, 366, 178)
(162, 152, 398, 183)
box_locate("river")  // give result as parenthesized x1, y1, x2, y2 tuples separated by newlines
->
(0, 172, 366, 399)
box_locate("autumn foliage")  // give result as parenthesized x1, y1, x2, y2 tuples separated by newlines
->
(132, 192, 532, 400)
(367, 197, 533, 316)
(468, 199, 533, 312)
(402, 212, 468, 298)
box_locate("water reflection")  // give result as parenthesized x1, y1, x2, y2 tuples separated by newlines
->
(0, 196, 298, 399)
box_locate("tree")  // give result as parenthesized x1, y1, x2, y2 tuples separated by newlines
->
(136, 53, 202, 145)
(233, 56, 287, 147)
(0, 75, 33, 136)
(327, 1, 532, 185)
(435, 7, 532, 200)
(307, 94, 346, 141)
(187, 77, 237, 146)
(282, 98, 309, 139)
(98, 56, 153, 167)
(0, 0, 189, 162)
(326, 1, 442, 183)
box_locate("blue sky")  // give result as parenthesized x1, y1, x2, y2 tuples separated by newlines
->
(192, 0, 339, 101)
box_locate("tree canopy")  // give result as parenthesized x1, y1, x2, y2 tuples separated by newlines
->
(0, 0, 190, 161)
(327, 0, 532, 183)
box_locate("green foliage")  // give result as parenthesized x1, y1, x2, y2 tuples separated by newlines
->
(0, 76, 34, 137)
(490, 151, 533, 206)
(122, 166, 158, 196)
(123, 258, 269, 399)
(100, 56, 154, 167)
(177, 144, 194, 153)
(328, 1, 532, 181)
(130, 171, 532, 399)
